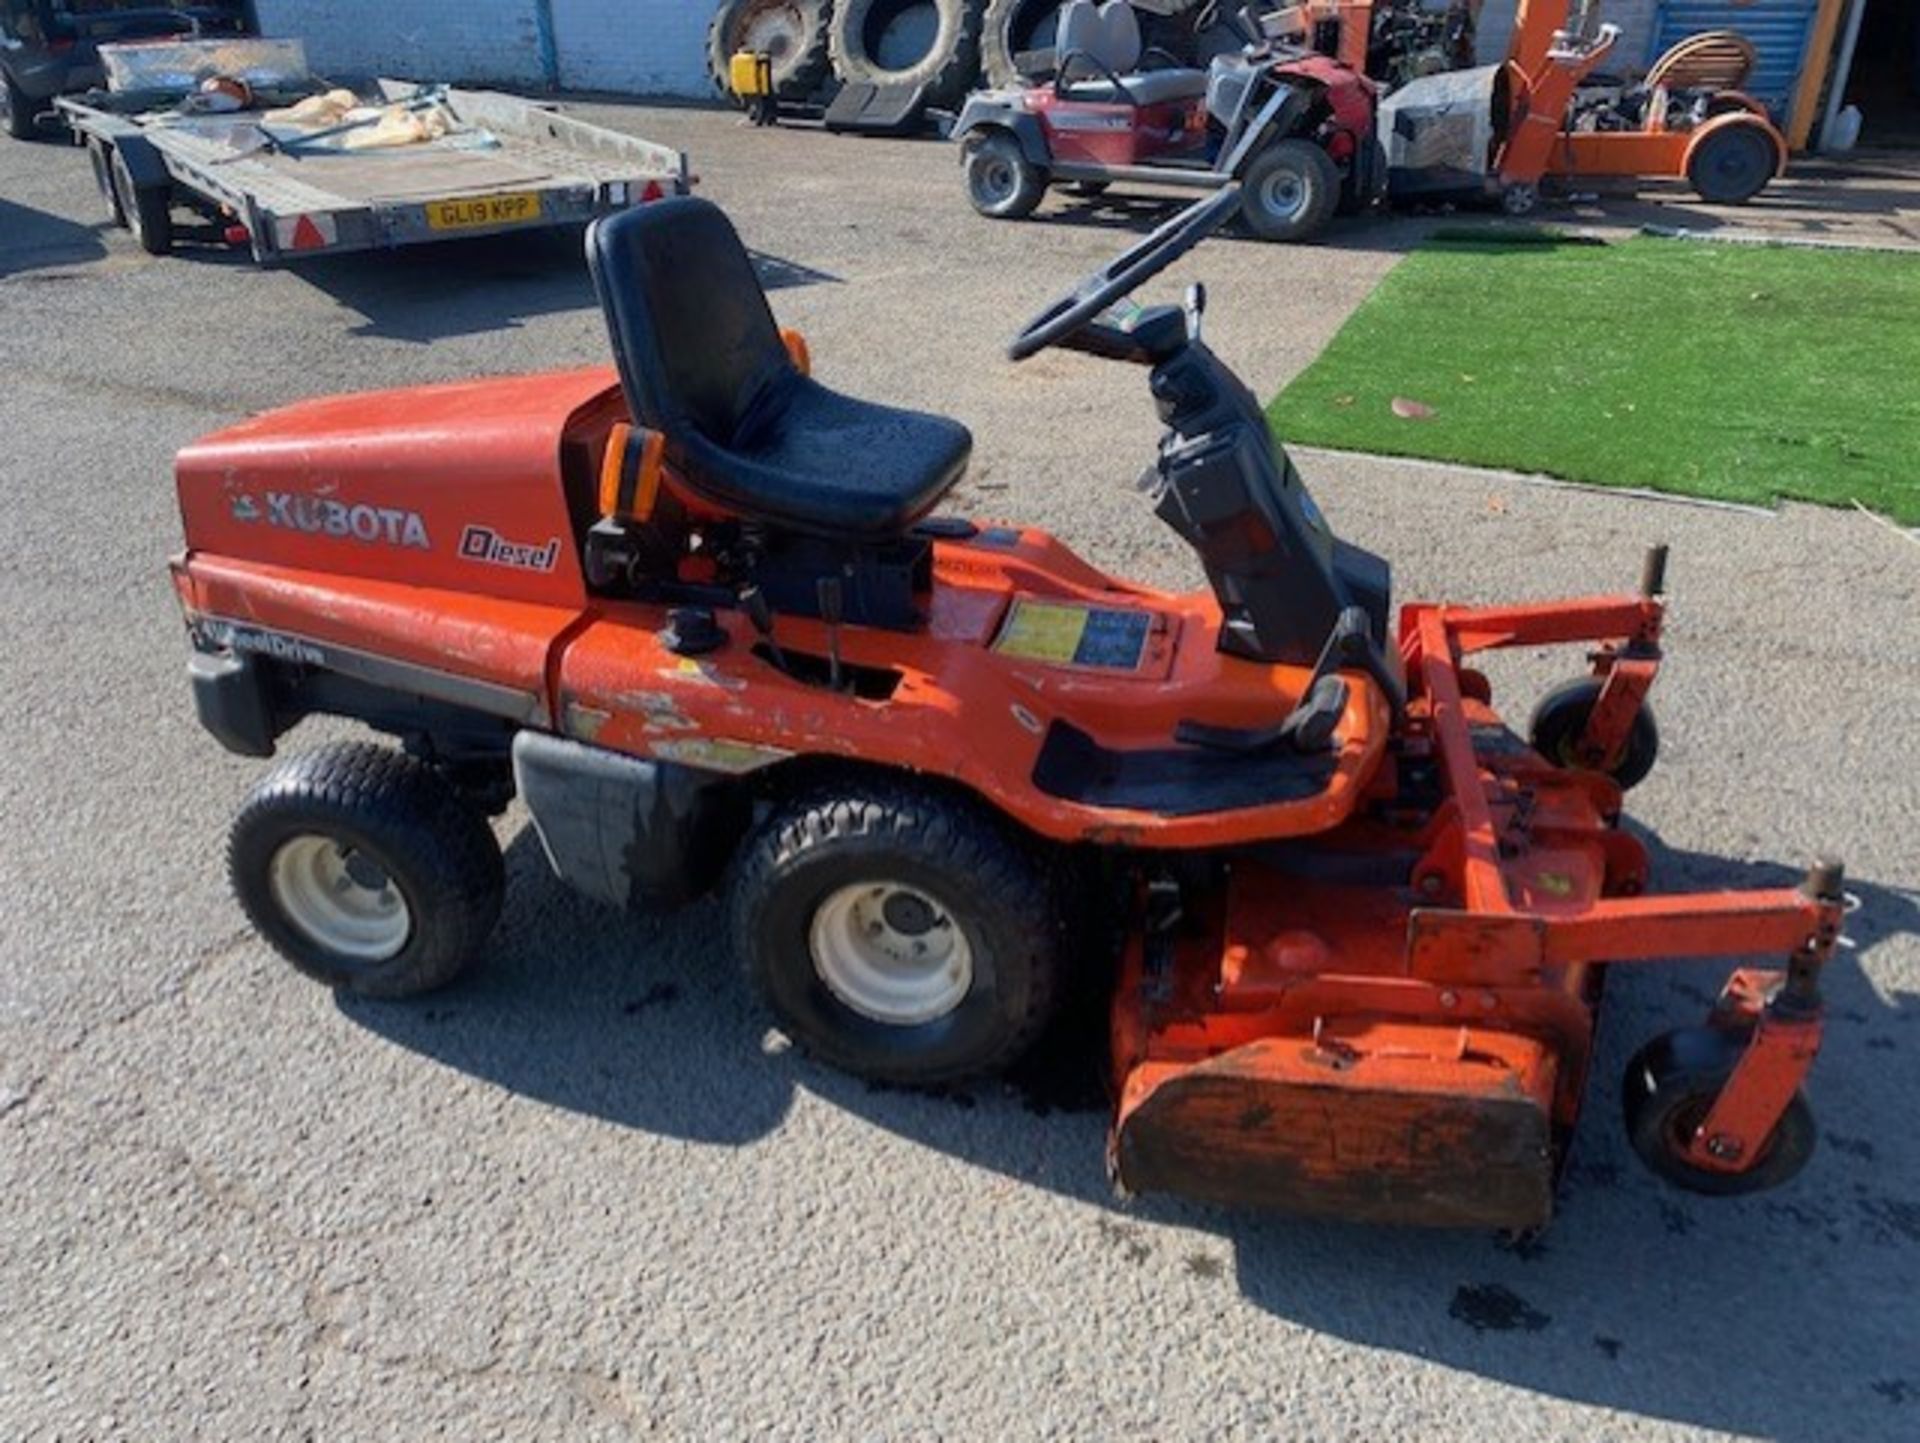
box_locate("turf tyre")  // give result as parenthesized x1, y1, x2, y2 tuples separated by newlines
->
(229, 743, 504, 998)
(1528, 677, 1659, 791)
(1239, 139, 1341, 243)
(1623, 1027, 1817, 1195)
(830, 0, 984, 109)
(1687, 119, 1779, 205)
(707, 0, 835, 101)
(965, 129, 1047, 217)
(729, 778, 1065, 1084)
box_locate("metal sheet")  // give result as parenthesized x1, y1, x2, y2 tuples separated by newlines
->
(1652, 0, 1821, 117)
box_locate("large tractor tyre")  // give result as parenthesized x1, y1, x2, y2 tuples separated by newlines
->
(964, 129, 1047, 217)
(831, 0, 985, 110)
(1623, 1027, 1817, 1196)
(1687, 119, 1781, 205)
(1528, 677, 1660, 791)
(729, 778, 1067, 1085)
(228, 743, 505, 998)
(1239, 139, 1341, 243)
(4, 70, 43, 141)
(110, 146, 173, 256)
(706, 0, 835, 101)
(981, 0, 1061, 88)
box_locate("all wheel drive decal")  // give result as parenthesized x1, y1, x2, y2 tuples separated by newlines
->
(231, 492, 431, 550)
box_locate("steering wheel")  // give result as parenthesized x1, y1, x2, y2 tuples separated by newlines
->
(1007, 185, 1242, 363)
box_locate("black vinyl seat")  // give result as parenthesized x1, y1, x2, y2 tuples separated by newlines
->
(587, 197, 971, 539)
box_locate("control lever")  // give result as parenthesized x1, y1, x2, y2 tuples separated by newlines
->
(741, 585, 788, 672)
(816, 575, 845, 692)
(1184, 282, 1206, 345)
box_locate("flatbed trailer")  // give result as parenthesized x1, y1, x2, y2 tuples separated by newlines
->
(57, 78, 691, 264)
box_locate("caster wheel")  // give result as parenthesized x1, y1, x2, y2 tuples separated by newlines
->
(229, 743, 504, 997)
(729, 778, 1065, 1083)
(1529, 677, 1659, 790)
(1623, 1027, 1817, 1196)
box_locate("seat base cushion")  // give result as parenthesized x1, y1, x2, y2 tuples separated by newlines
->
(1058, 68, 1209, 107)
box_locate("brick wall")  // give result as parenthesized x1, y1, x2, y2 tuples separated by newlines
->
(255, 0, 713, 96)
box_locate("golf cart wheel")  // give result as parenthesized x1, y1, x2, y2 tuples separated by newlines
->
(729, 777, 1065, 1083)
(229, 743, 504, 998)
(4, 70, 41, 141)
(831, 0, 985, 111)
(1687, 120, 1780, 205)
(1623, 1027, 1817, 1196)
(706, 0, 834, 101)
(1239, 139, 1340, 243)
(1528, 677, 1659, 791)
(90, 141, 127, 228)
(110, 147, 173, 256)
(965, 130, 1047, 219)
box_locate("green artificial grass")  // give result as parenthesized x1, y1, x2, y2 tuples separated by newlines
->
(1267, 233, 1920, 523)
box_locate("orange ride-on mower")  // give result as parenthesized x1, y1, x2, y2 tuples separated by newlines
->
(172, 188, 1846, 1229)
(954, 1, 1378, 243)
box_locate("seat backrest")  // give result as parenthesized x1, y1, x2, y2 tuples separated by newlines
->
(586, 197, 790, 447)
(1057, 0, 1142, 75)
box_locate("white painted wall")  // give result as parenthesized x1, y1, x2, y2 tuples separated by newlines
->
(255, 0, 713, 96)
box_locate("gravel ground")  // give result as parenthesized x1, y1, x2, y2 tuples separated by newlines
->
(1, 102, 1916, 1442)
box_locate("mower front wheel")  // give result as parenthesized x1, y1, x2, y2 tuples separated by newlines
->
(1239, 139, 1340, 243)
(1528, 677, 1659, 791)
(229, 743, 505, 997)
(1623, 1027, 1817, 1196)
(965, 130, 1047, 219)
(729, 779, 1065, 1084)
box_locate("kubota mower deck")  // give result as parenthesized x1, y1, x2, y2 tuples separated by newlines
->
(171, 187, 1845, 1229)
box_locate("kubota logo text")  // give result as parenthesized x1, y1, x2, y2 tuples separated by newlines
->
(247, 492, 432, 550)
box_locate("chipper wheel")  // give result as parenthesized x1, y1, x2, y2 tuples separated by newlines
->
(729, 778, 1066, 1084)
(228, 743, 505, 997)
(1528, 677, 1660, 791)
(1623, 1028, 1817, 1195)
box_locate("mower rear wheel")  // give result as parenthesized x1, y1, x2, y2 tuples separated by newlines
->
(1528, 677, 1659, 791)
(1239, 139, 1340, 243)
(1687, 120, 1779, 205)
(966, 130, 1047, 219)
(729, 779, 1065, 1083)
(229, 743, 504, 997)
(1623, 1027, 1817, 1195)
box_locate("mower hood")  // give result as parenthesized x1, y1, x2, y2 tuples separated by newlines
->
(175, 367, 620, 607)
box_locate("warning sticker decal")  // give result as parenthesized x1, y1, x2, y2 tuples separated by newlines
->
(994, 600, 1151, 671)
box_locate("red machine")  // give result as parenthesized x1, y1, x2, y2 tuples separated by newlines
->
(955, 0, 1377, 242)
(172, 190, 1844, 1228)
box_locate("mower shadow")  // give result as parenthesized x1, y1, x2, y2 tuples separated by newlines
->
(343, 828, 1919, 1437)
(289, 230, 839, 342)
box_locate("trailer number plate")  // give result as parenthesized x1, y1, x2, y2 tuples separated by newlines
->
(425, 191, 541, 231)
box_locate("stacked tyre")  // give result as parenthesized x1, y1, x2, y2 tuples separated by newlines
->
(708, 0, 837, 102)
(829, 0, 987, 109)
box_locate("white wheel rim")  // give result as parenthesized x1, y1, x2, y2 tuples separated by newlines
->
(1259, 170, 1307, 222)
(268, 835, 411, 962)
(809, 882, 973, 1026)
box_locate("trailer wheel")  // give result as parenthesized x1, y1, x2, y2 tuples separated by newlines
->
(89, 141, 127, 228)
(707, 0, 835, 101)
(1239, 139, 1340, 243)
(229, 743, 504, 998)
(729, 778, 1065, 1084)
(110, 146, 173, 255)
(1623, 1027, 1817, 1196)
(965, 129, 1046, 218)
(830, 0, 984, 110)
(1687, 120, 1780, 205)
(1528, 677, 1659, 791)
(3, 71, 42, 140)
